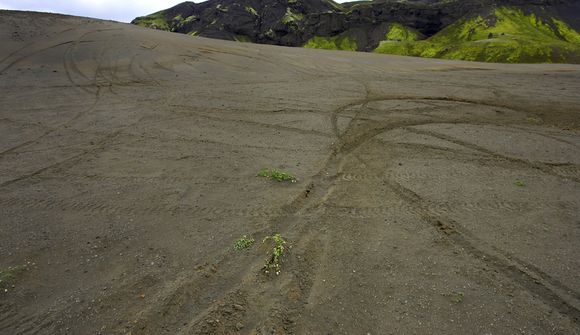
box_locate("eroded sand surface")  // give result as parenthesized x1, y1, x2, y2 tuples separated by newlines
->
(1, 11, 580, 335)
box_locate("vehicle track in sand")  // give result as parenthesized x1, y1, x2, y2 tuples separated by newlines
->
(115, 88, 580, 333)
(177, 92, 580, 332)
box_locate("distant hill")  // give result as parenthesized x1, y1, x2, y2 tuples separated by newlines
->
(132, 0, 580, 63)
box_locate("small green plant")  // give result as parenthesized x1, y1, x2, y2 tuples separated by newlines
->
(262, 234, 287, 275)
(0, 266, 26, 290)
(257, 169, 297, 183)
(233, 235, 255, 250)
(515, 180, 526, 187)
(451, 291, 465, 303)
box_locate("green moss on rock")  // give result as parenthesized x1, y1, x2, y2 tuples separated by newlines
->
(245, 6, 259, 16)
(304, 34, 358, 51)
(282, 8, 304, 24)
(385, 23, 423, 42)
(216, 4, 228, 12)
(234, 35, 251, 42)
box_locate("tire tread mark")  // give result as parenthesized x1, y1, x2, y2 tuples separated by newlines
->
(388, 180, 580, 324)
(406, 127, 580, 183)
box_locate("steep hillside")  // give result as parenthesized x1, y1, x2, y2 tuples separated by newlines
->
(132, 0, 580, 63)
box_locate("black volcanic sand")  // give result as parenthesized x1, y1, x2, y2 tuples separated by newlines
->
(1, 10, 579, 335)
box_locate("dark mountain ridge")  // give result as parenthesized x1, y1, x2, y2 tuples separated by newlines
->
(132, 0, 580, 63)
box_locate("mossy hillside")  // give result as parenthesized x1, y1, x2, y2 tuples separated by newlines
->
(134, 11, 202, 32)
(304, 34, 358, 51)
(133, 12, 171, 31)
(374, 7, 580, 63)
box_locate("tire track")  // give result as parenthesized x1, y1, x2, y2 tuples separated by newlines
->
(0, 196, 287, 218)
(3, 196, 578, 218)
(167, 106, 333, 138)
(337, 167, 566, 182)
(0, 40, 75, 73)
(328, 94, 526, 140)
(27, 167, 555, 187)
(0, 29, 114, 158)
(388, 180, 580, 324)
(405, 127, 580, 183)
(0, 87, 101, 159)
(0, 27, 73, 66)
(507, 125, 580, 149)
(0, 127, 119, 189)
(312, 90, 580, 326)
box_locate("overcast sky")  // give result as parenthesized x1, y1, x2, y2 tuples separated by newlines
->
(0, 0, 349, 23)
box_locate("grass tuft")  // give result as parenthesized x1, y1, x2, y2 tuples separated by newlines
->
(258, 169, 297, 183)
(234, 235, 255, 250)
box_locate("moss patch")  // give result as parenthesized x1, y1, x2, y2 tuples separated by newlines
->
(245, 6, 258, 16)
(282, 8, 304, 25)
(304, 34, 358, 51)
(133, 12, 170, 31)
(234, 35, 251, 42)
(216, 4, 228, 13)
(374, 8, 580, 63)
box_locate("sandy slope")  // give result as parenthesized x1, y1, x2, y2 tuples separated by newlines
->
(1, 10, 580, 335)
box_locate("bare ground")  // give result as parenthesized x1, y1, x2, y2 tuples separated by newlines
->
(0, 10, 580, 335)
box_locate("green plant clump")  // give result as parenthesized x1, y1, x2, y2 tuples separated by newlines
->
(374, 7, 580, 63)
(515, 180, 526, 187)
(451, 291, 465, 303)
(304, 34, 358, 51)
(258, 168, 297, 182)
(234, 235, 255, 250)
(263, 234, 287, 275)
